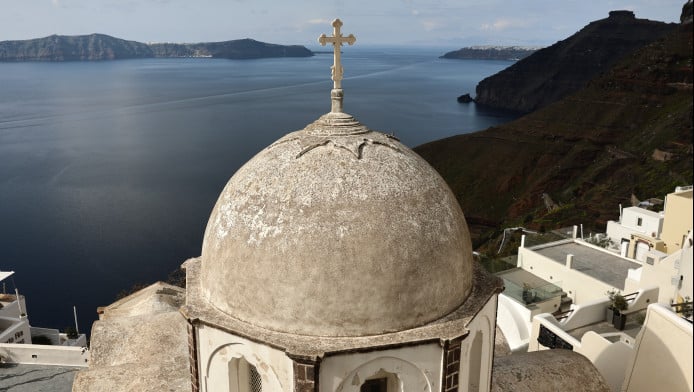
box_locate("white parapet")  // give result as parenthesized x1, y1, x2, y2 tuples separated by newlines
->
(0, 343, 89, 367)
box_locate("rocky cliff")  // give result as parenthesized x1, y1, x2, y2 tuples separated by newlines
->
(474, 11, 675, 113)
(441, 46, 538, 61)
(416, 18, 693, 250)
(0, 34, 313, 61)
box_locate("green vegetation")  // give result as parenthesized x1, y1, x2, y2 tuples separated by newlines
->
(608, 290, 629, 312)
(416, 23, 693, 253)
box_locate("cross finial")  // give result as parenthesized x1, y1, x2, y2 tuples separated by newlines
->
(318, 18, 356, 113)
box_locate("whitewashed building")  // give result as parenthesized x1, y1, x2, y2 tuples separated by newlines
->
(496, 187, 693, 391)
(0, 270, 89, 367)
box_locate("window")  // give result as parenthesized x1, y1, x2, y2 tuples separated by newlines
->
(637, 217, 643, 226)
(361, 378, 388, 392)
(248, 364, 262, 392)
(228, 357, 262, 392)
(360, 371, 399, 392)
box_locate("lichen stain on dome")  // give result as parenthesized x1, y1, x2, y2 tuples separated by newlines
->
(207, 129, 456, 250)
(200, 120, 474, 336)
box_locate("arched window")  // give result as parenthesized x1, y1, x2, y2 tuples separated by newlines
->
(360, 370, 398, 392)
(228, 357, 263, 392)
(467, 332, 483, 392)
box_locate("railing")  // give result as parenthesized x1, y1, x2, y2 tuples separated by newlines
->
(502, 278, 563, 306)
(554, 309, 574, 322)
(670, 301, 693, 323)
(623, 292, 638, 303)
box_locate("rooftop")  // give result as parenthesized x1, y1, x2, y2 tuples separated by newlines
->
(623, 206, 663, 218)
(532, 241, 641, 290)
(0, 363, 78, 392)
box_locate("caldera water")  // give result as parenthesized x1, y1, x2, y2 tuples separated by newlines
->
(0, 47, 518, 334)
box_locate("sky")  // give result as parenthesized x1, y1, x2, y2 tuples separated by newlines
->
(1, 0, 687, 49)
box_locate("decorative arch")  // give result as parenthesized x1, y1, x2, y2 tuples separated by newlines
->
(465, 314, 494, 392)
(467, 332, 483, 391)
(335, 356, 433, 392)
(205, 342, 284, 392)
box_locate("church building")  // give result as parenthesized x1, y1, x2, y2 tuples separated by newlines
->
(72, 19, 610, 392)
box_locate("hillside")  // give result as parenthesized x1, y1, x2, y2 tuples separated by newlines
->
(415, 19, 693, 251)
(149, 38, 312, 59)
(474, 11, 675, 113)
(0, 34, 152, 61)
(441, 46, 538, 61)
(0, 34, 313, 61)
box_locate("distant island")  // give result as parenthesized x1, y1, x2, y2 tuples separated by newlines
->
(0, 33, 313, 61)
(440, 46, 540, 61)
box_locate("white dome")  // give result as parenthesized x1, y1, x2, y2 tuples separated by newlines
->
(200, 112, 474, 336)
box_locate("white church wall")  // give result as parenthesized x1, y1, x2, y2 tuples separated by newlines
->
(197, 325, 293, 392)
(496, 293, 532, 352)
(459, 294, 497, 392)
(622, 304, 693, 392)
(318, 343, 442, 392)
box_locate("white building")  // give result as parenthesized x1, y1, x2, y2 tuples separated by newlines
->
(496, 187, 693, 391)
(607, 186, 693, 261)
(0, 270, 89, 367)
(606, 207, 664, 259)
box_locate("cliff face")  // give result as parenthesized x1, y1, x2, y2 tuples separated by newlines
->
(416, 20, 693, 249)
(0, 34, 153, 61)
(0, 35, 313, 61)
(475, 11, 675, 113)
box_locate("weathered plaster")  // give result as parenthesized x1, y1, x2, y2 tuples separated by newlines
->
(197, 325, 292, 392)
(318, 343, 441, 392)
(200, 113, 475, 337)
(183, 257, 502, 359)
(491, 350, 610, 392)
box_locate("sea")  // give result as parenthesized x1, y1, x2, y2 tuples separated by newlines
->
(0, 47, 518, 335)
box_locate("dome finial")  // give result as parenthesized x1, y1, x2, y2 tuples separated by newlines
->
(318, 19, 356, 113)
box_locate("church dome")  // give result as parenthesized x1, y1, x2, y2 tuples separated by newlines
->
(200, 111, 474, 337)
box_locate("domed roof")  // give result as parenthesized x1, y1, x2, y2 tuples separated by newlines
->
(200, 111, 474, 336)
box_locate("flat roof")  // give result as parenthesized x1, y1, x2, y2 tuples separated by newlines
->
(533, 242, 641, 290)
(623, 206, 662, 218)
(0, 271, 14, 283)
(497, 267, 555, 290)
(0, 363, 78, 391)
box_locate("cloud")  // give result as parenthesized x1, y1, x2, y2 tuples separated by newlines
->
(480, 18, 532, 31)
(306, 18, 331, 25)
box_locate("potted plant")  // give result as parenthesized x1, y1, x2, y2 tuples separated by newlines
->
(607, 290, 628, 330)
(522, 283, 534, 304)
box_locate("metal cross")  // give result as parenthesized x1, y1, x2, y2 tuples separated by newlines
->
(318, 19, 356, 90)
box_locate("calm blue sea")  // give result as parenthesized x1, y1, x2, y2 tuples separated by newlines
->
(0, 47, 517, 335)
